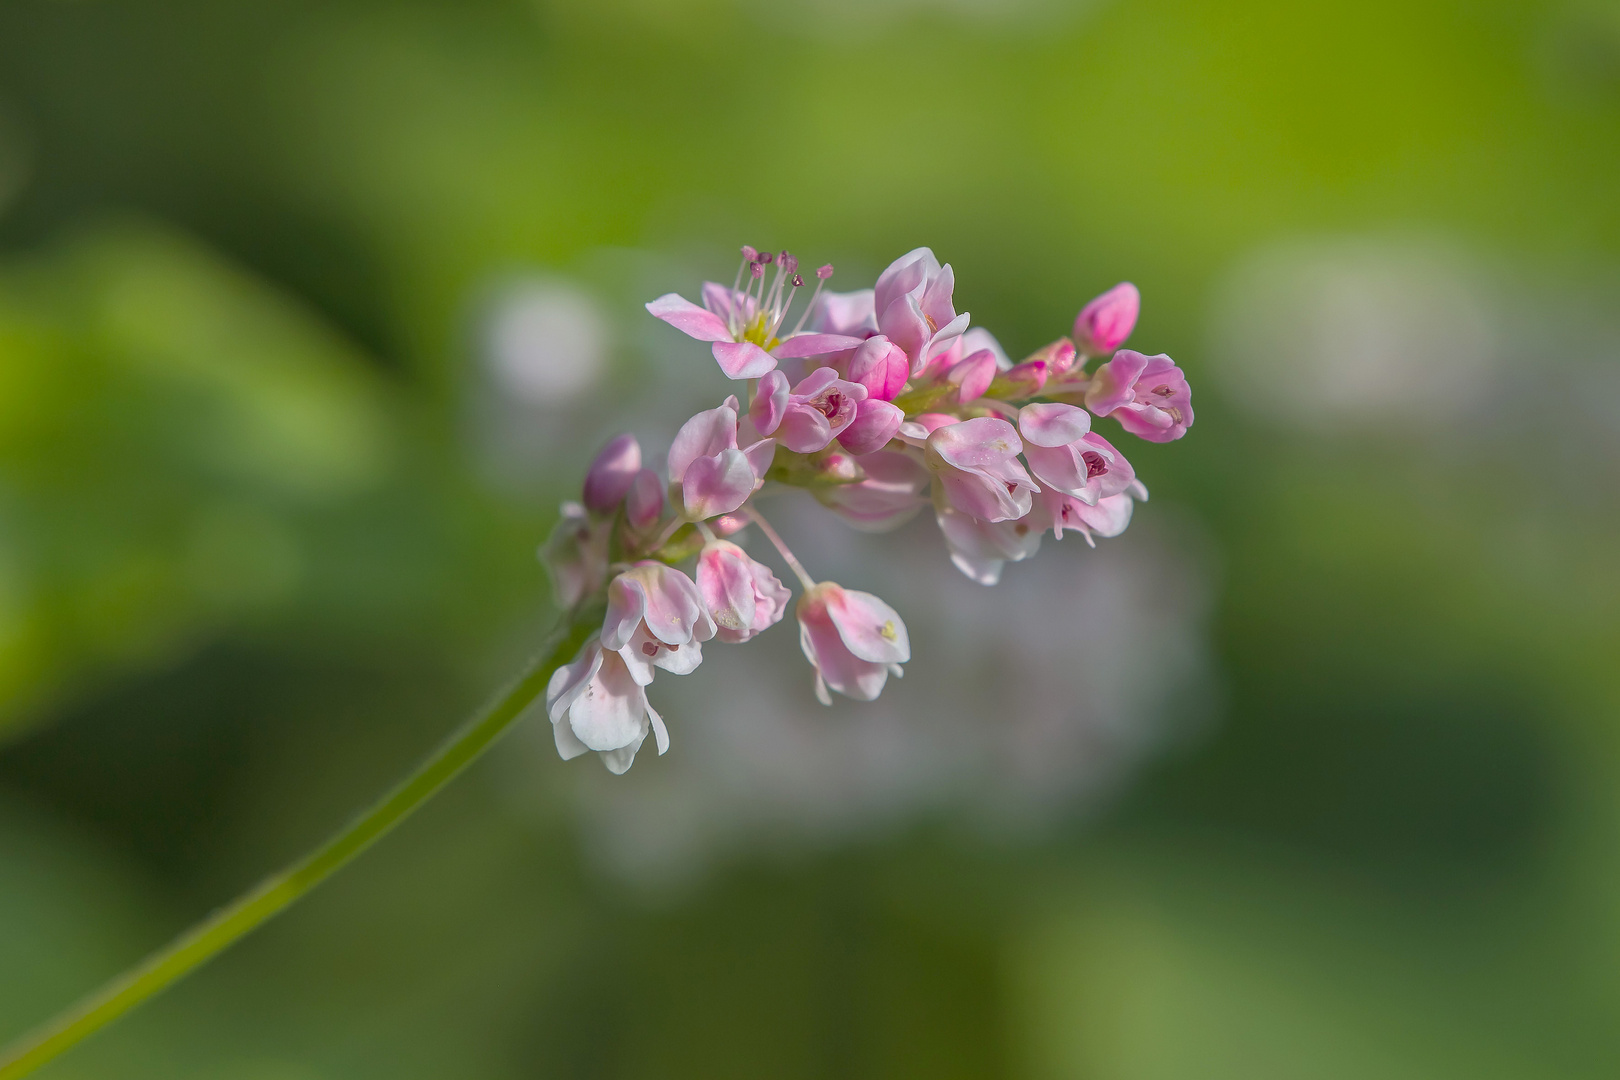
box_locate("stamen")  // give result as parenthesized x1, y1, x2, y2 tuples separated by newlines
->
(741, 245, 758, 262)
(780, 252, 798, 274)
(750, 263, 764, 279)
(792, 274, 804, 287)
(817, 264, 834, 280)
(758, 251, 775, 265)
(790, 265, 832, 336)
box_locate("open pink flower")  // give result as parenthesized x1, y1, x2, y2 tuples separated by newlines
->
(546, 640, 670, 774)
(874, 248, 971, 375)
(1017, 403, 1135, 506)
(750, 367, 867, 454)
(668, 398, 776, 519)
(814, 448, 931, 532)
(796, 582, 910, 704)
(934, 504, 1044, 585)
(602, 562, 717, 685)
(697, 539, 790, 643)
(1035, 482, 1145, 547)
(924, 416, 1039, 523)
(1073, 282, 1140, 356)
(1084, 350, 1194, 443)
(646, 251, 865, 379)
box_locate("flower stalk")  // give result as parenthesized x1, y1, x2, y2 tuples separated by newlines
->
(0, 606, 603, 1080)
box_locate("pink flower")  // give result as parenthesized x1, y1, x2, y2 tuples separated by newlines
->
(668, 398, 776, 519)
(836, 399, 904, 455)
(796, 582, 910, 704)
(1017, 403, 1135, 506)
(1084, 350, 1194, 443)
(814, 449, 931, 532)
(546, 640, 669, 774)
(874, 248, 971, 375)
(582, 434, 641, 514)
(844, 335, 910, 400)
(696, 539, 791, 643)
(924, 416, 1039, 523)
(1035, 483, 1145, 547)
(934, 505, 1043, 585)
(1073, 282, 1140, 356)
(539, 502, 608, 608)
(945, 348, 998, 404)
(750, 367, 867, 454)
(602, 562, 717, 684)
(646, 251, 865, 379)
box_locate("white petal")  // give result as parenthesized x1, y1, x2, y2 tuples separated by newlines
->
(648, 701, 670, 755)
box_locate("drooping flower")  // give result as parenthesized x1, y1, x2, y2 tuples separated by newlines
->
(601, 562, 717, 684)
(582, 434, 642, 514)
(1084, 350, 1194, 442)
(668, 398, 776, 520)
(539, 502, 608, 608)
(1073, 282, 1140, 357)
(813, 448, 931, 532)
(796, 582, 910, 704)
(1017, 402, 1135, 506)
(1036, 482, 1146, 547)
(924, 416, 1040, 523)
(935, 504, 1043, 585)
(873, 248, 971, 375)
(547, 640, 670, 774)
(696, 539, 791, 643)
(749, 367, 867, 454)
(646, 251, 865, 379)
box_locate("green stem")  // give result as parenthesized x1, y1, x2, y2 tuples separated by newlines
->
(0, 610, 599, 1079)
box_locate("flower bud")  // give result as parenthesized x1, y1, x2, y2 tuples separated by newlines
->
(1073, 282, 1140, 356)
(582, 434, 641, 513)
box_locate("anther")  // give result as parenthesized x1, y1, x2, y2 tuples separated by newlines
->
(758, 251, 775, 265)
(780, 252, 797, 273)
(751, 263, 764, 279)
(817, 264, 834, 280)
(792, 274, 804, 287)
(741, 245, 758, 261)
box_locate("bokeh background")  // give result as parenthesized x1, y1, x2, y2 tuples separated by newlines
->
(1, 0, 1618, 1076)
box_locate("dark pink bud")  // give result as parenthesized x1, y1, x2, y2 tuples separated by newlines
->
(1073, 282, 1140, 356)
(816, 264, 834, 280)
(1028, 338, 1078, 377)
(583, 433, 641, 513)
(1001, 360, 1048, 396)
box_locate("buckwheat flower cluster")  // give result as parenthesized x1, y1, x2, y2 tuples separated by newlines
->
(540, 247, 1191, 772)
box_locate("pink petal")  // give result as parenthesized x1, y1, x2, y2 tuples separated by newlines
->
(1018, 402, 1092, 447)
(824, 586, 910, 663)
(742, 437, 777, 481)
(873, 248, 935, 317)
(601, 575, 649, 651)
(646, 293, 732, 343)
(566, 648, 647, 752)
(918, 262, 956, 332)
(927, 416, 1023, 471)
(946, 349, 997, 404)
(1084, 349, 1152, 416)
(749, 370, 789, 435)
(772, 333, 866, 359)
(546, 640, 604, 723)
(712, 340, 778, 379)
(667, 404, 738, 484)
(681, 448, 756, 519)
(837, 399, 904, 456)
(776, 403, 834, 454)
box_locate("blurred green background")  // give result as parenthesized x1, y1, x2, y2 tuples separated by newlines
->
(1, 0, 1618, 1076)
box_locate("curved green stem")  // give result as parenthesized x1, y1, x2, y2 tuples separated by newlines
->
(0, 610, 599, 1079)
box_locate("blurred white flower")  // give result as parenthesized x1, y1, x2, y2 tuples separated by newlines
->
(483, 278, 606, 406)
